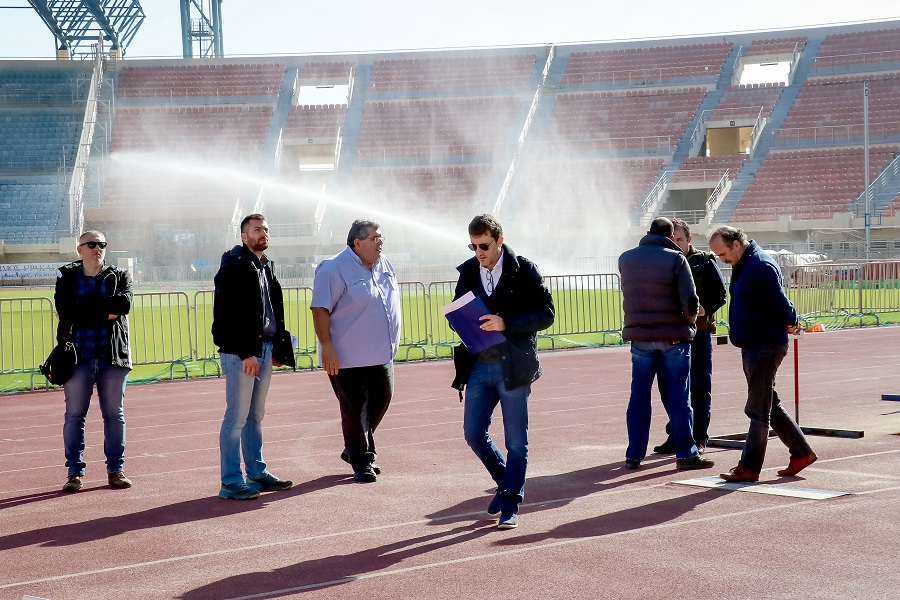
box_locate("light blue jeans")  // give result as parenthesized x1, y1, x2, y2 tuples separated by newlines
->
(219, 343, 273, 485)
(63, 360, 129, 476)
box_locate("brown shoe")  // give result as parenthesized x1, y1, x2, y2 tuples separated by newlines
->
(62, 475, 82, 493)
(720, 464, 759, 482)
(778, 452, 818, 477)
(108, 472, 132, 488)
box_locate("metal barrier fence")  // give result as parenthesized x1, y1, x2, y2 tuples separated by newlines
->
(5, 265, 900, 388)
(544, 274, 623, 346)
(0, 296, 57, 387)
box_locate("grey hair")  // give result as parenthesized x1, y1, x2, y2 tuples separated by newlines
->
(347, 219, 380, 247)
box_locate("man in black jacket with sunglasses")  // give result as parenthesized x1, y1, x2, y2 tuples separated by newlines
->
(451, 214, 554, 530)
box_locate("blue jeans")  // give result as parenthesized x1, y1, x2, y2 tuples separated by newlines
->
(463, 361, 530, 514)
(627, 341, 698, 461)
(739, 344, 813, 473)
(219, 343, 274, 485)
(660, 330, 713, 446)
(63, 360, 129, 476)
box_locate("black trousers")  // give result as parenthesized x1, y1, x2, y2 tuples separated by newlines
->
(328, 363, 394, 466)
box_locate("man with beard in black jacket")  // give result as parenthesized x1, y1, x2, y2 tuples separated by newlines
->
(451, 214, 554, 530)
(213, 214, 293, 500)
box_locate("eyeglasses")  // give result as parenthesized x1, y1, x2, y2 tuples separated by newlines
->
(79, 241, 107, 249)
(468, 239, 496, 252)
(366, 235, 385, 243)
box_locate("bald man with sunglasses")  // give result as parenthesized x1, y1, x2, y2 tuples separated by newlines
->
(55, 230, 134, 493)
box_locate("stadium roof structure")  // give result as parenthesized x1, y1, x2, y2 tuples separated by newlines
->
(27, 0, 145, 57)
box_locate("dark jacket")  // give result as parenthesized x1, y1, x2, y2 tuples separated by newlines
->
(54, 261, 133, 369)
(212, 244, 286, 360)
(619, 234, 698, 342)
(451, 244, 555, 391)
(728, 240, 798, 348)
(685, 245, 727, 332)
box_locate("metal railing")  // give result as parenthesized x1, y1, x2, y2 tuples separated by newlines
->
(772, 121, 900, 148)
(812, 49, 900, 74)
(851, 152, 900, 218)
(563, 64, 719, 86)
(355, 142, 504, 162)
(6, 265, 900, 388)
(540, 136, 673, 155)
(117, 85, 281, 99)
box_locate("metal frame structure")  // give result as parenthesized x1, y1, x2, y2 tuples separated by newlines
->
(179, 0, 223, 59)
(26, 0, 145, 58)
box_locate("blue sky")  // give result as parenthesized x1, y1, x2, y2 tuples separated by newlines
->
(0, 0, 897, 59)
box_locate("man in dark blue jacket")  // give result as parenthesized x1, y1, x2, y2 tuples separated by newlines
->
(619, 217, 714, 471)
(451, 214, 554, 530)
(709, 226, 817, 482)
(213, 214, 293, 499)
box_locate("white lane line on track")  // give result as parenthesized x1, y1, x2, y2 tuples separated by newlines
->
(3, 451, 900, 591)
(4, 478, 896, 594)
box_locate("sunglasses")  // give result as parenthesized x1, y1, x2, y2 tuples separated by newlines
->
(468, 239, 496, 252)
(79, 241, 108, 249)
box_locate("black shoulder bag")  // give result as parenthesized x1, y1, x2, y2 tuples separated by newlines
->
(40, 325, 78, 385)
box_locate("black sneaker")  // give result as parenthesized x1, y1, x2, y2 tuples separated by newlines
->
(341, 451, 381, 475)
(653, 439, 675, 454)
(247, 473, 293, 492)
(676, 455, 715, 470)
(625, 458, 641, 469)
(353, 464, 377, 483)
(62, 475, 82, 493)
(487, 489, 502, 515)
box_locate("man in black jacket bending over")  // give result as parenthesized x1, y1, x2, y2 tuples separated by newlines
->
(213, 214, 293, 500)
(618, 217, 714, 471)
(451, 214, 554, 530)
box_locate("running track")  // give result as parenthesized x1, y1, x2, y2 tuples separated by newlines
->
(1, 327, 899, 599)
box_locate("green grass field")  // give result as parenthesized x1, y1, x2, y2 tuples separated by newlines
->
(2, 282, 898, 393)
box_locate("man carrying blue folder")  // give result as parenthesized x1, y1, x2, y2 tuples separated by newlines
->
(450, 214, 555, 530)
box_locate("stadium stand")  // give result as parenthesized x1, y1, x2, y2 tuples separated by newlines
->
(813, 27, 900, 73)
(0, 63, 89, 244)
(674, 155, 744, 183)
(544, 89, 707, 155)
(300, 61, 356, 81)
(776, 72, 900, 144)
(348, 164, 494, 221)
(117, 63, 286, 99)
(520, 158, 664, 213)
(369, 54, 537, 92)
(731, 146, 899, 221)
(0, 64, 91, 106)
(356, 97, 521, 160)
(284, 104, 347, 140)
(712, 84, 784, 120)
(0, 176, 67, 243)
(110, 105, 273, 159)
(6, 22, 900, 266)
(744, 37, 807, 57)
(0, 108, 81, 172)
(563, 43, 732, 86)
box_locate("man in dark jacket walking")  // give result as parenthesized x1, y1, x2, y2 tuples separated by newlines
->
(654, 218, 727, 454)
(213, 214, 293, 499)
(451, 214, 554, 529)
(619, 217, 714, 470)
(709, 226, 817, 482)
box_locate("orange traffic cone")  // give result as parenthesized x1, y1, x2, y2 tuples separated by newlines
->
(804, 323, 825, 333)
